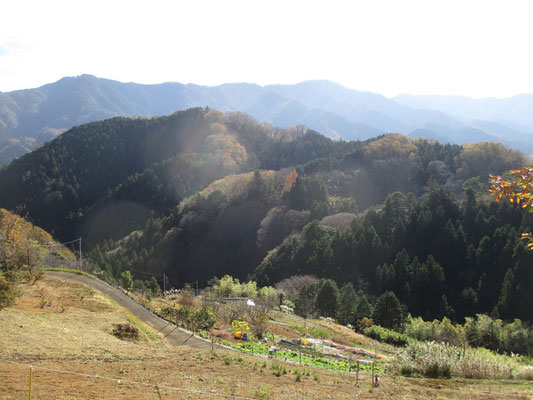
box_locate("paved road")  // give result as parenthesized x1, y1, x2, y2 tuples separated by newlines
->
(46, 270, 212, 349)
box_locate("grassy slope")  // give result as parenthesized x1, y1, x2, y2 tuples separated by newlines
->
(0, 277, 531, 399)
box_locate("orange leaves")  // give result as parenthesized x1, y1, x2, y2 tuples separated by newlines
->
(489, 166, 533, 211)
(490, 166, 533, 251)
(522, 233, 533, 250)
(283, 169, 298, 193)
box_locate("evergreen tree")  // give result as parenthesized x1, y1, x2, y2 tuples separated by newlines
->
(354, 289, 373, 321)
(148, 276, 161, 295)
(294, 283, 318, 318)
(372, 291, 408, 331)
(337, 282, 357, 325)
(121, 270, 134, 291)
(315, 279, 340, 318)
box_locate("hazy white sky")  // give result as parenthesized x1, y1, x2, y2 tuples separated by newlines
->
(2, 0, 533, 98)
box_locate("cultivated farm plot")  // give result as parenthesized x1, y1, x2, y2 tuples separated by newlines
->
(0, 276, 532, 399)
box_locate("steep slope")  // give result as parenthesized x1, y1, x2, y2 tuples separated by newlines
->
(0, 108, 333, 244)
(84, 131, 526, 294)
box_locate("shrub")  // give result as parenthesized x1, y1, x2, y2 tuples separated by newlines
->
(502, 319, 530, 355)
(258, 286, 278, 307)
(192, 308, 216, 331)
(363, 325, 410, 346)
(355, 317, 374, 332)
(112, 323, 139, 340)
(221, 303, 247, 324)
(247, 304, 270, 339)
(400, 365, 413, 377)
(0, 271, 19, 310)
(516, 366, 533, 380)
(212, 275, 258, 298)
(232, 320, 250, 334)
(178, 284, 195, 307)
(405, 316, 462, 346)
(133, 279, 145, 292)
(147, 276, 161, 296)
(395, 340, 528, 380)
(160, 305, 216, 331)
(424, 362, 451, 379)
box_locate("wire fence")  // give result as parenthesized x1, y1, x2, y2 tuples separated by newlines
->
(0, 358, 257, 400)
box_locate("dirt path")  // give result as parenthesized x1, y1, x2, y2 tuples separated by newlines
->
(45, 270, 212, 349)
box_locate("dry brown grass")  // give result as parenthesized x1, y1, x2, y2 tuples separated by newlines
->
(1, 277, 531, 399)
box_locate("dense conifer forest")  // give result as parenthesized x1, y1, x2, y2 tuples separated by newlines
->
(0, 107, 530, 324)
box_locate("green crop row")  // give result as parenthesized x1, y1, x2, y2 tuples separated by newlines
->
(221, 340, 384, 374)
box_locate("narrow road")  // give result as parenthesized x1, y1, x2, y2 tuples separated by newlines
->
(46, 270, 212, 349)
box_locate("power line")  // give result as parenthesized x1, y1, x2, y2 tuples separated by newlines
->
(0, 237, 80, 248)
(127, 267, 164, 277)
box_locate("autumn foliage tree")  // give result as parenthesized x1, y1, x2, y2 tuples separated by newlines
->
(0, 209, 74, 310)
(0, 210, 34, 309)
(490, 165, 533, 250)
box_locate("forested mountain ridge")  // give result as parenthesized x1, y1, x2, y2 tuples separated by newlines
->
(0, 106, 530, 324)
(0, 108, 330, 243)
(2, 75, 533, 165)
(85, 122, 532, 323)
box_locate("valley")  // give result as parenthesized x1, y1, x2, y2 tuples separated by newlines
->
(4, 2, 533, 398)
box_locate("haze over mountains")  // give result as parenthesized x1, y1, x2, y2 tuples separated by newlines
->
(1, 74, 533, 165)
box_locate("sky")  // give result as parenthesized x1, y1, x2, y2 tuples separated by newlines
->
(2, 0, 533, 98)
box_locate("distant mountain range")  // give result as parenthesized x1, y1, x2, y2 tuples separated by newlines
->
(1, 74, 533, 165)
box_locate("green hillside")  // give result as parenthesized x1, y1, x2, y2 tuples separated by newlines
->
(0, 108, 531, 325)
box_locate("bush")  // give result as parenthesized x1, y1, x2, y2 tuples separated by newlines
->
(516, 366, 533, 380)
(112, 323, 139, 340)
(147, 276, 161, 296)
(502, 319, 530, 355)
(258, 286, 278, 307)
(400, 365, 414, 377)
(363, 325, 410, 346)
(424, 362, 451, 379)
(192, 308, 216, 331)
(232, 320, 250, 334)
(178, 284, 195, 307)
(212, 275, 258, 298)
(406, 314, 532, 357)
(0, 271, 19, 310)
(160, 305, 216, 331)
(405, 316, 463, 346)
(221, 303, 247, 325)
(247, 304, 270, 339)
(395, 340, 528, 380)
(355, 317, 374, 332)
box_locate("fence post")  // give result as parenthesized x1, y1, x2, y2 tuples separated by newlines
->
(28, 366, 33, 400)
(356, 361, 359, 386)
(371, 361, 375, 389)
